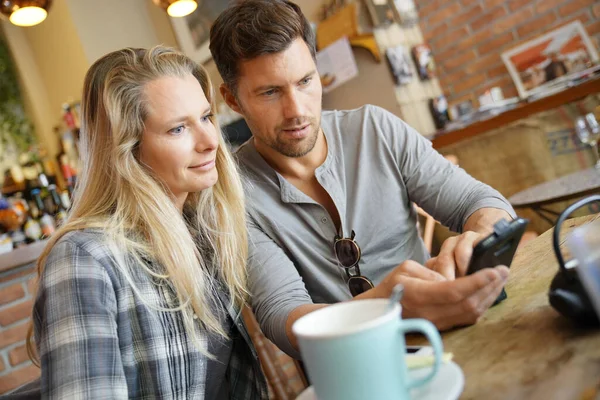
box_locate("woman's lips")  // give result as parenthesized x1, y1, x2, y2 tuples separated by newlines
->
(189, 159, 216, 171)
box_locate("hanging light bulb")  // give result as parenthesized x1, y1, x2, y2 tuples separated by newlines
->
(0, 0, 53, 27)
(153, 0, 198, 18)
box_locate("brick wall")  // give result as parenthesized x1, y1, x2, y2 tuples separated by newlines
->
(0, 264, 39, 395)
(416, 0, 600, 104)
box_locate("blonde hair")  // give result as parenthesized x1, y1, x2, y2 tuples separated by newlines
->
(28, 46, 248, 362)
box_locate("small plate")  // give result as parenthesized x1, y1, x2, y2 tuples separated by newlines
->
(296, 360, 464, 400)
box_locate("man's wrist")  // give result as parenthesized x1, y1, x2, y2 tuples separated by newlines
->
(464, 208, 512, 236)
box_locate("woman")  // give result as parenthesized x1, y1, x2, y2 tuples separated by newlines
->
(25, 46, 268, 399)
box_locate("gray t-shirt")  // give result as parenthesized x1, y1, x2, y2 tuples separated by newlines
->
(236, 105, 515, 357)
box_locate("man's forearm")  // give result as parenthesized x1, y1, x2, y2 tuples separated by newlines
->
(285, 304, 328, 351)
(463, 207, 513, 236)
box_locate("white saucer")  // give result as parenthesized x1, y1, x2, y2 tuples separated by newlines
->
(295, 361, 464, 400)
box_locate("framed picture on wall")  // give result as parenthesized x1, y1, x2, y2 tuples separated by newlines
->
(501, 21, 600, 99)
(364, 0, 396, 27)
(169, 0, 229, 64)
(385, 45, 413, 85)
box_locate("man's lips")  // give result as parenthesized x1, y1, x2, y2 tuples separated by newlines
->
(283, 124, 310, 131)
(281, 124, 310, 138)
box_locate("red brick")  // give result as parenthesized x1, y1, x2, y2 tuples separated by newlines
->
(428, 3, 462, 27)
(439, 68, 469, 86)
(0, 321, 30, 348)
(443, 50, 477, 71)
(0, 300, 33, 327)
(435, 27, 493, 57)
(434, 47, 454, 63)
(536, 0, 568, 14)
(9, 344, 29, 366)
(587, 20, 600, 36)
(449, 92, 477, 105)
(0, 266, 35, 285)
(478, 32, 515, 55)
(0, 284, 25, 307)
(465, 52, 502, 75)
(471, 7, 508, 32)
(424, 22, 450, 42)
(487, 64, 509, 79)
(508, 0, 533, 12)
(517, 12, 558, 38)
(455, 28, 495, 54)
(450, 4, 484, 27)
(461, 0, 478, 6)
(559, 0, 596, 17)
(484, 0, 507, 8)
(0, 364, 40, 394)
(552, 13, 592, 29)
(417, 0, 446, 18)
(433, 26, 470, 50)
(26, 278, 37, 296)
(593, 3, 600, 18)
(453, 74, 487, 94)
(482, 75, 514, 92)
(500, 83, 519, 99)
(492, 8, 534, 34)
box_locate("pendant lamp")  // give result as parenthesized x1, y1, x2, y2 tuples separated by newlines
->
(152, 0, 198, 18)
(0, 0, 52, 27)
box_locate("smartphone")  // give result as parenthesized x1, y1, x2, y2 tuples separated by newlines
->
(466, 218, 529, 305)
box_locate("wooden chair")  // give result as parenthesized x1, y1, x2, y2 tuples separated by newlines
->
(242, 307, 308, 399)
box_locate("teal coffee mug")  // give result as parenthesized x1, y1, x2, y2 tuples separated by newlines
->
(292, 299, 443, 400)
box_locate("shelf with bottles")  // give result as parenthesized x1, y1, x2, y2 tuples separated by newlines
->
(2, 99, 80, 197)
(0, 182, 70, 254)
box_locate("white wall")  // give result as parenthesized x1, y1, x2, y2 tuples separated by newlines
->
(66, 0, 163, 64)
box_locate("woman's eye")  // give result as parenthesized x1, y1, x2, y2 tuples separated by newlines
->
(201, 114, 214, 123)
(169, 125, 185, 135)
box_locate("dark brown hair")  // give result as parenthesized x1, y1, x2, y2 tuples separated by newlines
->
(209, 0, 316, 93)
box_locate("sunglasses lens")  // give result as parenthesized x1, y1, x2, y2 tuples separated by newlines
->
(334, 239, 360, 268)
(348, 276, 374, 297)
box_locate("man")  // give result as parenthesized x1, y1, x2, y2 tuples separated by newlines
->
(210, 0, 515, 357)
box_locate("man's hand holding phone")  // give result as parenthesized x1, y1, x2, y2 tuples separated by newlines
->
(425, 231, 485, 280)
(367, 260, 509, 331)
(361, 219, 525, 331)
(426, 218, 528, 281)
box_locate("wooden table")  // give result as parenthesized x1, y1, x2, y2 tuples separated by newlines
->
(508, 168, 600, 225)
(409, 213, 600, 400)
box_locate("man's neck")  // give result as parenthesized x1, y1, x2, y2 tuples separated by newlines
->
(255, 128, 328, 181)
